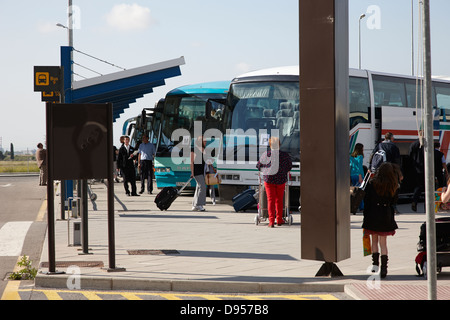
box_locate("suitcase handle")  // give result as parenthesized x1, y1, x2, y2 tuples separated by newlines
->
(178, 177, 194, 194)
(359, 171, 371, 191)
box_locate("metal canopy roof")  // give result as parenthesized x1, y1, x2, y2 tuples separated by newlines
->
(61, 46, 185, 121)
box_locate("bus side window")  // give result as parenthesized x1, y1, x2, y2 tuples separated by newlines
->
(436, 85, 450, 122)
(373, 76, 407, 107)
(406, 82, 423, 108)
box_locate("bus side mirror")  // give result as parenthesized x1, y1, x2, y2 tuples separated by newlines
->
(206, 99, 226, 120)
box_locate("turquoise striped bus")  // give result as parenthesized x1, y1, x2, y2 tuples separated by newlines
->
(154, 81, 230, 189)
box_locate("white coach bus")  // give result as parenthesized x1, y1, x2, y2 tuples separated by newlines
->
(216, 66, 450, 200)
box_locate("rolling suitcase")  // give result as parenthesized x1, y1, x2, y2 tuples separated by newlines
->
(415, 217, 450, 276)
(155, 178, 193, 211)
(232, 189, 257, 212)
(232, 188, 254, 202)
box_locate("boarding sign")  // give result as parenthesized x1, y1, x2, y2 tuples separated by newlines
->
(41, 91, 60, 102)
(34, 66, 61, 92)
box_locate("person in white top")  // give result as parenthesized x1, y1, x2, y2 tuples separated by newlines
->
(137, 134, 156, 194)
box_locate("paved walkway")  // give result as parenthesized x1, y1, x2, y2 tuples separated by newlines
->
(35, 181, 450, 300)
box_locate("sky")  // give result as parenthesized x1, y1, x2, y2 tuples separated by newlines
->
(1, 0, 449, 152)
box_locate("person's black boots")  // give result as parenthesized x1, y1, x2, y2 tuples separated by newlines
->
(381, 255, 388, 278)
(372, 252, 380, 272)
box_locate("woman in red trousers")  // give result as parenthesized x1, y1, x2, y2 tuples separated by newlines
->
(256, 137, 292, 227)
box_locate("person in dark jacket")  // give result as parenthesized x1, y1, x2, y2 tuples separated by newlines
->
(362, 162, 401, 278)
(118, 136, 139, 196)
(36, 142, 47, 186)
(434, 141, 448, 189)
(409, 137, 424, 211)
(369, 132, 401, 170)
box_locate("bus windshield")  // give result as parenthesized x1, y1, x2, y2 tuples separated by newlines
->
(161, 94, 226, 152)
(164, 96, 204, 133)
(154, 81, 229, 189)
(226, 81, 300, 162)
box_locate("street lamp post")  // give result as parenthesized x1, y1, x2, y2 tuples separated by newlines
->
(422, 0, 437, 301)
(57, 1, 78, 232)
(68, 0, 73, 49)
(411, 0, 415, 76)
(56, 24, 73, 85)
(359, 13, 366, 69)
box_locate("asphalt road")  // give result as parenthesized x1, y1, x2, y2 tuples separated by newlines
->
(0, 175, 47, 297)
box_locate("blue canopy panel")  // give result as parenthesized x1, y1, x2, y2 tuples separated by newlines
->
(72, 58, 185, 121)
(61, 47, 185, 122)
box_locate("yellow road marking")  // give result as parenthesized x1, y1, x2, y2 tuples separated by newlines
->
(120, 293, 143, 300)
(158, 293, 183, 300)
(240, 295, 262, 300)
(82, 292, 102, 300)
(2, 197, 47, 301)
(43, 290, 63, 300)
(194, 294, 222, 300)
(1, 281, 21, 300)
(252, 294, 339, 300)
(36, 200, 47, 222)
(16, 288, 340, 300)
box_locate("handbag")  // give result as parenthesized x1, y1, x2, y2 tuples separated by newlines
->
(350, 171, 370, 214)
(205, 165, 221, 186)
(350, 186, 365, 214)
(205, 173, 221, 186)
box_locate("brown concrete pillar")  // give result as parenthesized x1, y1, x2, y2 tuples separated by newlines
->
(299, 0, 350, 276)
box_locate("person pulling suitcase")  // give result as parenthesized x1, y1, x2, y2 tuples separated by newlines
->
(190, 136, 207, 212)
